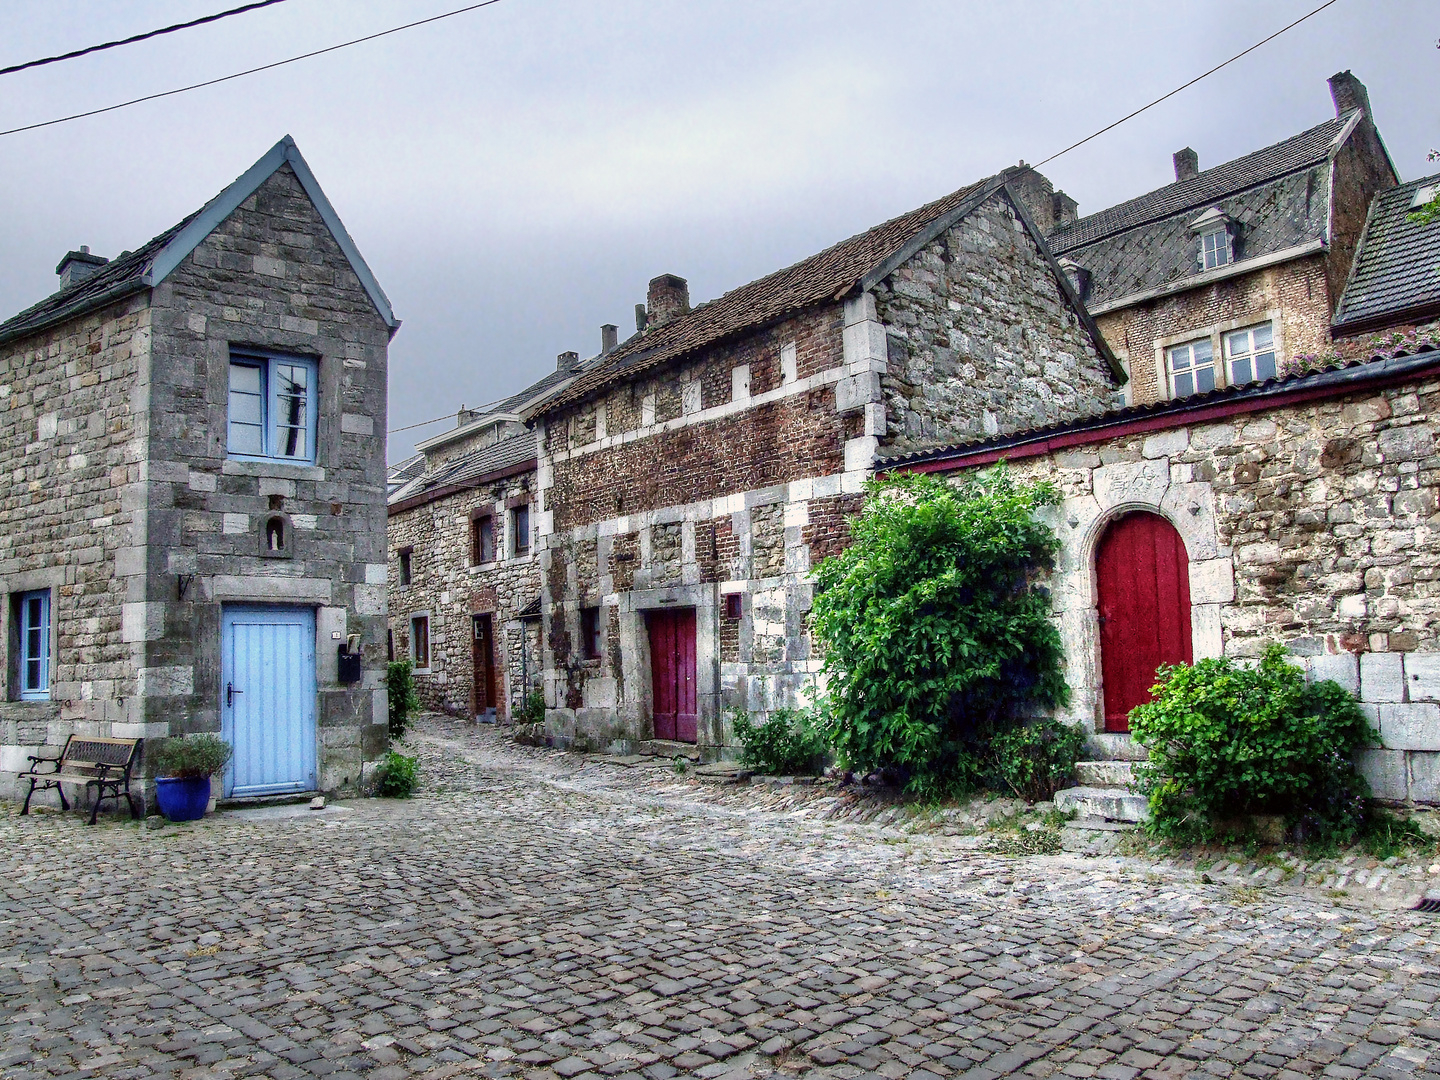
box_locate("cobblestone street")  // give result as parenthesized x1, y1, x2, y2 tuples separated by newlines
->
(3, 717, 1440, 1080)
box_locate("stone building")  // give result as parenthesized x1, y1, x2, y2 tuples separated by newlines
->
(1332, 172, 1440, 343)
(524, 168, 1126, 756)
(0, 136, 397, 807)
(385, 359, 580, 718)
(1047, 71, 1397, 407)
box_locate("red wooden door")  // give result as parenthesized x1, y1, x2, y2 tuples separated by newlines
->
(473, 614, 497, 715)
(1096, 512, 1192, 732)
(648, 608, 697, 743)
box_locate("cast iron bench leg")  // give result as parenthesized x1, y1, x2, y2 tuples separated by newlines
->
(20, 777, 37, 815)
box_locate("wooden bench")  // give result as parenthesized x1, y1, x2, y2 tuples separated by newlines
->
(18, 735, 142, 825)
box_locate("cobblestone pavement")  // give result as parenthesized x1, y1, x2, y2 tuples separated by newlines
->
(3, 717, 1440, 1080)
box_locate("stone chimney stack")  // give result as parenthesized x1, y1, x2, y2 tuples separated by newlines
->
(557, 350, 579, 373)
(456, 404, 475, 427)
(645, 274, 690, 330)
(1173, 148, 1199, 183)
(634, 304, 648, 333)
(1051, 190, 1078, 228)
(601, 324, 618, 354)
(56, 245, 107, 289)
(1329, 70, 1370, 118)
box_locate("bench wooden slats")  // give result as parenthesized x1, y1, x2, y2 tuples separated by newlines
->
(20, 734, 142, 824)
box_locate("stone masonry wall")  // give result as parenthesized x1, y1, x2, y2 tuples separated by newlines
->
(142, 163, 393, 794)
(387, 470, 541, 718)
(0, 293, 148, 794)
(875, 193, 1122, 455)
(963, 371, 1440, 805)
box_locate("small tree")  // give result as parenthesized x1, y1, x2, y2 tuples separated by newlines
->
(810, 468, 1069, 797)
(387, 660, 420, 739)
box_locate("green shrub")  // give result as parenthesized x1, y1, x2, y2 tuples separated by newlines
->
(374, 750, 419, 797)
(732, 707, 828, 775)
(809, 468, 1068, 798)
(1129, 644, 1377, 842)
(518, 689, 546, 725)
(152, 733, 232, 778)
(988, 720, 1086, 802)
(387, 660, 420, 739)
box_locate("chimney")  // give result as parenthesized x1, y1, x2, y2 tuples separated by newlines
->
(634, 303, 648, 333)
(55, 245, 107, 289)
(1051, 190, 1078, 228)
(1329, 70, 1370, 118)
(600, 324, 618, 354)
(1004, 165, 1058, 233)
(645, 274, 689, 330)
(1173, 148, 1199, 183)
(456, 404, 475, 427)
(557, 350, 579, 373)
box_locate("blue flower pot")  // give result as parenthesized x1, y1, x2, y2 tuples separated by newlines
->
(155, 776, 212, 822)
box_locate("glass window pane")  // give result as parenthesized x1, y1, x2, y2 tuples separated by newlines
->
(1169, 345, 1191, 372)
(1253, 323, 1273, 348)
(275, 364, 307, 393)
(229, 392, 263, 426)
(1174, 372, 1194, 397)
(229, 363, 261, 394)
(1193, 339, 1214, 363)
(229, 422, 264, 456)
(1231, 357, 1253, 385)
(1196, 366, 1216, 393)
(1255, 351, 1277, 381)
(1225, 330, 1249, 357)
(275, 425, 306, 459)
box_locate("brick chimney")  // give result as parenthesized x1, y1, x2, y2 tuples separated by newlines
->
(55, 246, 107, 289)
(557, 350, 579, 373)
(646, 274, 690, 330)
(600, 324, 618, 354)
(1173, 148, 1199, 183)
(1051, 190, 1078, 228)
(1329, 70, 1370, 118)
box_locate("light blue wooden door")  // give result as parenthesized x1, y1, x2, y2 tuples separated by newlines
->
(221, 606, 317, 797)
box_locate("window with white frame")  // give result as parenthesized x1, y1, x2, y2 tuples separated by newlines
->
(1223, 324, 1277, 386)
(410, 614, 430, 670)
(16, 589, 50, 701)
(511, 505, 530, 557)
(227, 351, 319, 462)
(1199, 228, 1231, 270)
(1166, 338, 1216, 398)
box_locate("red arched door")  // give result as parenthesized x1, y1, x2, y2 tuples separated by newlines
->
(1096, 512, 1193, 732)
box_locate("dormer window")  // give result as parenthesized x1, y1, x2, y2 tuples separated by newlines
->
(1189, 207, 1235, 271)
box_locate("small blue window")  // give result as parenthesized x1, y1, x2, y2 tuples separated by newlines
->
(18, 590, 49, 701)
(227, 352, 319, 462)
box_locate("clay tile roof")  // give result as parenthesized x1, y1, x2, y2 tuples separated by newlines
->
(1048, 114, 1354, 254)
(536, 175, 1004, 416)
(1333, 174, 1440, 332)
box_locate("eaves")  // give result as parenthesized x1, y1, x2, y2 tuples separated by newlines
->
(387, 457, 537, 516)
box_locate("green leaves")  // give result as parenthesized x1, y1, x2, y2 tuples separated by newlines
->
(810, 466, 1070, 796)
(387, 660, 420, 739)
(1130, 644, 1378, 841)
(732, 707, 828, 775)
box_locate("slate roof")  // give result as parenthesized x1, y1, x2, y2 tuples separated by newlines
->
(536, 174, 1023, 416)
(1048, 114, 1355, 309)
(1333, 174, 1440, 333)
(387, 454, 426, 496)
(878, 345, 1440, 471)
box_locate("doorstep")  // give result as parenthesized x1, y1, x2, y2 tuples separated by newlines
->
(216, 791, 320, 810)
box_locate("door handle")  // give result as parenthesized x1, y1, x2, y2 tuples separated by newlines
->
(227, 682, 243, 707)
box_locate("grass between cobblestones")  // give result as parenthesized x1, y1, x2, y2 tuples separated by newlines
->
(1, 713, 1438, 1080)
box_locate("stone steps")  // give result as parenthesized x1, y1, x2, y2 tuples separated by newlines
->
(1058, 757, 1148, 823)
(1075, 760, 1136, 787)
(639, 740, 702, 761)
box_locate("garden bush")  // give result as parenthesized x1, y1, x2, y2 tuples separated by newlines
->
(152, 733, 232, 779)
(374, 750, 419, 798)
(387, 660, 420, 739)
(988, 720, 1086, 802)
(1129, 644, 1377, 842)
(809, 468, 1069, 798)
(732, 707, 828, 775)
(518, 689, 546, 725)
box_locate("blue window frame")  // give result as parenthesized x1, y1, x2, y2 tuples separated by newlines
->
(18, 590, 49, 701)
(227, 352, 319, 462)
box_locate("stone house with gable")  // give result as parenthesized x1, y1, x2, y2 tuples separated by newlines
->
(385, 356, 587, 719)
(0, 136, 397, 809)
(523, 168, 1126, 755)
(1332, 171, 1440, 344)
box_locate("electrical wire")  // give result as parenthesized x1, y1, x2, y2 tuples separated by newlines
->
(1034, 0, 1343, 168)
(0, 0, 506, 138)
(388, 393, 510, 435)
(0, 0, 292, 77)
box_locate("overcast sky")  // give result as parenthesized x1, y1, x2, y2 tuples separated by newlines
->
(2, 1, 1436, 461)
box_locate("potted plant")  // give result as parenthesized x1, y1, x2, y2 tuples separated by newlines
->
(151, 734, 232, 822)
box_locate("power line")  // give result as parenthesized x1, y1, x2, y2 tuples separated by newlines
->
(388, 394, 510, 435)
(0, 0, 292, 78)
(0, 0, 506, 139)
(1035, 0, 1343, 168)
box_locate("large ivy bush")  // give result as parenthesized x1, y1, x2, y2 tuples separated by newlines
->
(989, 720, 1087, 803)
(732, 707, 828, 776)
(387, 660, 420, 739)
(1129, 645, 1377, 842)
(810, 468, 1069, 798)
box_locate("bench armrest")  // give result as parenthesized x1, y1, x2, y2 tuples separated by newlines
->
(25, 754, 61, 773)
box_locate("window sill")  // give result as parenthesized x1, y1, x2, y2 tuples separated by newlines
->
(223, 459, 326, 481)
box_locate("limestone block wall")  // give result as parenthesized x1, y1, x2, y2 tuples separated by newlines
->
(0, 294, 148, 796)
(387, 470, 541, 718)
(874, 193, 1122, 456)
(968, 373, 1440, 804)
(142, 163, 393, 794)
